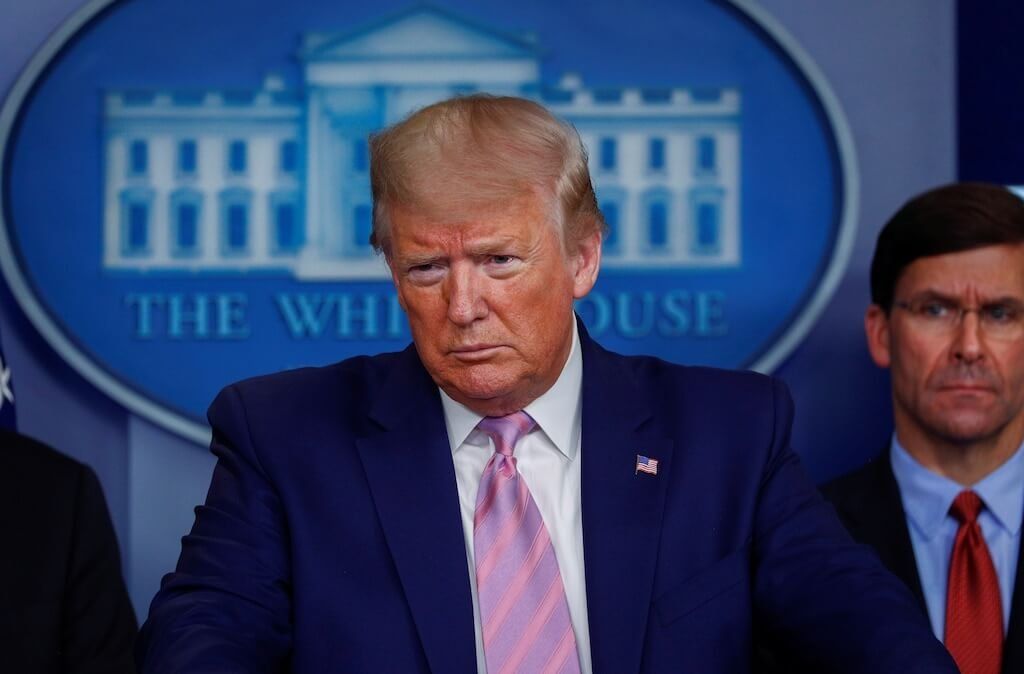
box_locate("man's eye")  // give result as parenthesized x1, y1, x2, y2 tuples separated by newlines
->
(490, 255, 515, 265)
(919, 301, 951, 318)
(406, 263, 444, 283)
(983, 304, 1020, 323)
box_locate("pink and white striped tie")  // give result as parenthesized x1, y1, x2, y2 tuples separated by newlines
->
(474, 412, 581, 674)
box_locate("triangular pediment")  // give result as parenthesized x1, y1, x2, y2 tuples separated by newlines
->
(302, 5, 540, 61)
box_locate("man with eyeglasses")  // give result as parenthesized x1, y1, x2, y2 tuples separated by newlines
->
(823, 182, 1024, 674)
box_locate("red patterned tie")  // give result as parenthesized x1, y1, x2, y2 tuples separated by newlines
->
(474, 412, 581, 674)
(945, 490, 1003, 674)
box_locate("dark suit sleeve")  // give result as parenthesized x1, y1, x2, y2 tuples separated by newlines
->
(137, 385, 292, 673)
(62, 464, 138, 673)
(751, 379, 956, 673)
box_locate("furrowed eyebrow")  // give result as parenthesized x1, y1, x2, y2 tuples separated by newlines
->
(982, 297, 1024, 309)
(464, 239, 521, 256)
(399, 254, 446, 268)
(907, 290, 1024, 307)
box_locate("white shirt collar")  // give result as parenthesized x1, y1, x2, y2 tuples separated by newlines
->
(439, 320, 582, 460)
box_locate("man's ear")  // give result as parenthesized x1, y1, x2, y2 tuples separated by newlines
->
(864, 304, 892, 368)
(571, 229, 602, 299)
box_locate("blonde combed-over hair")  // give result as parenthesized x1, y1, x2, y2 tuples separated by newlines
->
(369, 94, 606, 255)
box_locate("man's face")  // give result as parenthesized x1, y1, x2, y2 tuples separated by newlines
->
(386, 191, 601, 416)
(865, 244, 1024, 450)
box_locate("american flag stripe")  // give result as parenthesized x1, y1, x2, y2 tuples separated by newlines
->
(635, 455, 659, 475)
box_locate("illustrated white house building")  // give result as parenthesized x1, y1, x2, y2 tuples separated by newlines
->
(102, 5, 740, 279)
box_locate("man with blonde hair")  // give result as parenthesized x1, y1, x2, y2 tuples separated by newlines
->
(139, 95, 956, 673)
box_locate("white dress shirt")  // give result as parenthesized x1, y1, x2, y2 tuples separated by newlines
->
(440, 321, 591, 674)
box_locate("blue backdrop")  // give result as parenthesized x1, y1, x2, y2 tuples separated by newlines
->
(0, 0, 958, 618)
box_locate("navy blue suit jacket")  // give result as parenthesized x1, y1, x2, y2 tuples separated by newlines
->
(139, 329, 956, 672)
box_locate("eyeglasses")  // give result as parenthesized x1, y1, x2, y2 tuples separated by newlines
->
(893, 298, 1024, 340)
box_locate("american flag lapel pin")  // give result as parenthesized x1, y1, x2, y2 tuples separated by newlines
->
(635, 454, 659, 476)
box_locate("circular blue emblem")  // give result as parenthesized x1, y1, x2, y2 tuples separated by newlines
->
(0, 0, 856, 443)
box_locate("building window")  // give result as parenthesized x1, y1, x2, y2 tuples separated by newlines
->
(275, 203, 298, 252)
(696, 136, 716, 174)
(128, 140, 148, 176)
(270, 192, 302, 255)
(120, 189, 153, 256)
(642, 189, 672, 252)
(170, 190, 201, 256)
(227, 140, 247, 174)
(280, 140, 298, 174)
(352, 138, 368, 173)
(177, 203, 199, 251)
(649, 138, 666, 171)
(353, 204, 372, 253)
(227, 205, 247, 249)
(690, 187, 724, 255)
(648, 201, 668, 249)
(126, 203, 149, 252)
(178, 140, 197, 175)
(220, 189, 251, 255)
(696, 202, 720, 252)
(599, 137, 617, 171)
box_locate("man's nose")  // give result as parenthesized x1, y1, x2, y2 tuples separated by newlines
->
(446, 265, 487, 326)
(952, 310, 984, 363)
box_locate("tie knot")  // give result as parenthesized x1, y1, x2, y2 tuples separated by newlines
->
(477, 411, 535, 457)
(950, 490, 984, 524)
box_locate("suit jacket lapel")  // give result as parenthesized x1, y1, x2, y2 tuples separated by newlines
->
(579, 330, 674, 674)
(863, 453, 928, 609)
(355, 346, 476, 674)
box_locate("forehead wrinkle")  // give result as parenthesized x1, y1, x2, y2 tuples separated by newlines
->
(389, 190, 564, 264)
(905, 288, 964, 302)
(463, 232, 532, 254)
(900, 257, 1024, 292)
(393, 218, 463, 249)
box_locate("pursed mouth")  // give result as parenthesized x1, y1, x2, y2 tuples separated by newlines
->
(449, 344, 505, 360)
(936, 384, 996, 394)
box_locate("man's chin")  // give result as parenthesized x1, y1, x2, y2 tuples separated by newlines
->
(930, 414, 1006, 446)
(442, 378, 530, 416)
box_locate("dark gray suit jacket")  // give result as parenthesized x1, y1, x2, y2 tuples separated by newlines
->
(822, 451, 1024, 674)
(0, 429, 137, 673)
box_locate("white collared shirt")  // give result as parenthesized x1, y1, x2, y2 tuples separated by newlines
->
(440, 321, 591, 674)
